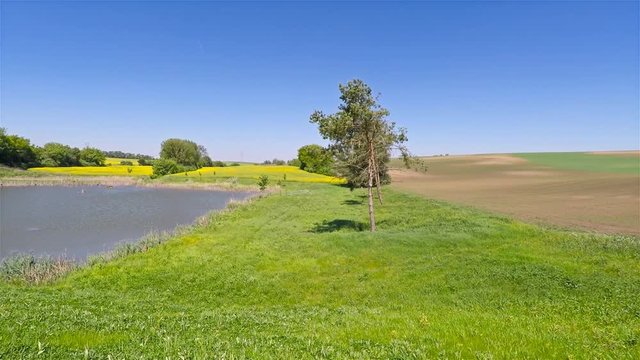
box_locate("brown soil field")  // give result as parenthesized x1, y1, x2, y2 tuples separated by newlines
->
(390, 154, 640, 235)
(590, 150, 640, 158)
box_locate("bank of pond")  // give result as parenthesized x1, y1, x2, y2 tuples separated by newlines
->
(0, 186, 252, 261)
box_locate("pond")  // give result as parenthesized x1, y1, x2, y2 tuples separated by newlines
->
(0, 186, 251, 261)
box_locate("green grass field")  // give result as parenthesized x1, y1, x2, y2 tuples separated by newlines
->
(514, 152, 640, 174)
(1, 182, 638, 358)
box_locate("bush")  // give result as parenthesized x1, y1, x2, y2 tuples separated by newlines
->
(212, 161, 226, 167)
(257, 175, 269, 191)
(152, 158, 180, 177)
(138, 158, 148, 166)
(120, 160, 134, 166)
(79, 147, 106, 166)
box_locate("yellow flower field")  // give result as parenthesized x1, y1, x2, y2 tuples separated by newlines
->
(182, 165, 345, 184)
(29, 165, 152, 176)
(105, 157, 139, 166)
(27, 164, 344, 183)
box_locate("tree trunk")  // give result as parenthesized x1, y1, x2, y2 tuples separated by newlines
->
(367, 152, 377, 232)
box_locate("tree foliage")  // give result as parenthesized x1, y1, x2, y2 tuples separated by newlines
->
(160, 138, 208, 167)
(38, 143, 81, 167)
(310, 79, 420, 231)
(0, 128, 39, 168)
(103, 150, 154, 160)
(152, 158, 181, 177)
(79, 147, 106, 166)
(297, 144, 334, 175)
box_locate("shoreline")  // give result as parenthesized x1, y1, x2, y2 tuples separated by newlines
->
(0, 175, 259, 192)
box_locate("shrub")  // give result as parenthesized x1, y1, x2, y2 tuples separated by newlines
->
(152, 158, 180, 177)
(138, 158, 148, 166)
(79, 147, 106, 166)
(120, 160, 134, 166)
(212, 161, 226, 167)
(257, 175, 269, 191)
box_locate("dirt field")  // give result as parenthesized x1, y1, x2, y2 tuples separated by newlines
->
(390, 153, 640, 235)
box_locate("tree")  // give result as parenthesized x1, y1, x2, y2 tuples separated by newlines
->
(287, 158, 302, 167)
(39, 142, 81, 167)
(0, 128, 39, 168)
(79, 147, 106, 166)
(297, 144, 334, 175)
(160, 138, 204, 167)
(310, 79, 419, 232)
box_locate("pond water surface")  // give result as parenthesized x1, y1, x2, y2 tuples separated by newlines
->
(0, 186, 251, 260)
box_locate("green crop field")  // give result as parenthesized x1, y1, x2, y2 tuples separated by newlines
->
(514, 152, 640, 174)
(1, 182, 638, 358)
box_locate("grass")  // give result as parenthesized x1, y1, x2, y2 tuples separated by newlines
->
(1, 182, 638, 358)
(514, 152, 640, 174)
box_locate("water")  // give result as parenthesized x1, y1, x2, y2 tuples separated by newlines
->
(0, 186, 251, 260)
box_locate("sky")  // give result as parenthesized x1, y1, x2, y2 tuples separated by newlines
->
(1, 1, 638, 162)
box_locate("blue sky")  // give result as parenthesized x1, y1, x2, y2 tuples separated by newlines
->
(1, 1, 638, 161)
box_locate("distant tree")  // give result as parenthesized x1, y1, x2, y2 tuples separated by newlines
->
(152, 158, 180, 177)
(79, 147, 106, 166)
(211, 160, 226, 167)
(287, 158, 302, 167)
(198, 155, 214, 168)
(262, 160, 272, 165)
(160, 138, 208, 167)
(103, 150, 154, 160)
(271, 158, 286, 165)
(297, 144, 334, 175)
(310, 79, 421, 232)
(0, 128, 39, 168)
(39, 143, 81, 167)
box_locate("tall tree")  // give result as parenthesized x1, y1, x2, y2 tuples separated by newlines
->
(310, 79, 419, 231)
(160, 138, 203, 167)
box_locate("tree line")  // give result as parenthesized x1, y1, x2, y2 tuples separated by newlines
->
(0, 128, 111, 168)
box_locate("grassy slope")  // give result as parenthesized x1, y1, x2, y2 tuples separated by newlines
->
(514, 152, 640, 174)
(1, 183, 638, 358)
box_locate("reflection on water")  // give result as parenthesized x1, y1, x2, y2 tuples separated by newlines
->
(0, 186, 250, 260)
